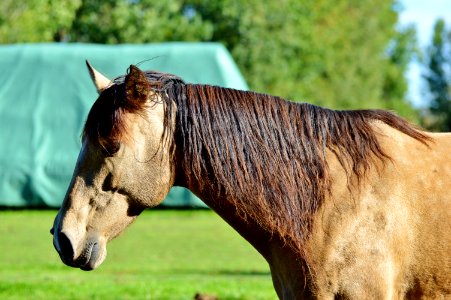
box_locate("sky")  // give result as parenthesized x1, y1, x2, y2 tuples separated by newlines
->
(399, 0, 451, 107)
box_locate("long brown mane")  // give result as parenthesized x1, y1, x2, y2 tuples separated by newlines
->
(83, 68, 430, 252)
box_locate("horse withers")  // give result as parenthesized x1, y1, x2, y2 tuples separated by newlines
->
(51, 62, 451, 299)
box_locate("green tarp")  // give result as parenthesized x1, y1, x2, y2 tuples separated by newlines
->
(0, 43, 248, 207)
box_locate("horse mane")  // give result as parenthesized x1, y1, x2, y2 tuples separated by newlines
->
(174, 85, 430, 250)
(83, 69, 430, 252)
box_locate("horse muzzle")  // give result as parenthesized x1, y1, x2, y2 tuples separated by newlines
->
(51, 229, 106, 271)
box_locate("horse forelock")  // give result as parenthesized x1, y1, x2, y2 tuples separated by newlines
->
(82, 71, 184, 154)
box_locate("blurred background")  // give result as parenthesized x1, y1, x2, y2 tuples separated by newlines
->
(0, 0, 449, 299)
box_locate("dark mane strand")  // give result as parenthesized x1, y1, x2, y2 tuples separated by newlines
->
(82, 83, 129, 154)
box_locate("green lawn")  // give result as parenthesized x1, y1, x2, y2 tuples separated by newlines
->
(0, 210, 277, 300)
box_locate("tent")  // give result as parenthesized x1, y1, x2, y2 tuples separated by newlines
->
(0, 43, 248, 207)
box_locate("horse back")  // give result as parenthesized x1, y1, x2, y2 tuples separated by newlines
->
(307, 124, 451, 299)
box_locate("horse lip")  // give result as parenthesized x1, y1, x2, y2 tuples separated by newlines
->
(56, 239, 99, 270)
(57, 251, 77, 268)
(78, 242, 100, 271)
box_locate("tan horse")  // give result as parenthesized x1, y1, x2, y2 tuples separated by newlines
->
(51, 63, 451, 299)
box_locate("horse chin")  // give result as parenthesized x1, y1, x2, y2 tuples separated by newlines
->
(77, 241, 107, 271)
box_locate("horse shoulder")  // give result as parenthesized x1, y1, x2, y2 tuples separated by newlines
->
(306, 123, 451, 298)
(373, 125, 451, 298)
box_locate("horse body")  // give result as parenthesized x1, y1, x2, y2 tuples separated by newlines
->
(304, 125, 451, 299)
(188, 122, 451, 299)
(51, 64, 450, 299)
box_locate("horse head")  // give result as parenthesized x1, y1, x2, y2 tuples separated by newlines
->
(51, 63, 176, 270)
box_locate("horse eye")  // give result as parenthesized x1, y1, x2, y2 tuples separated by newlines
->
(102, 173, 117, 192)
(100, 141, 120, 156)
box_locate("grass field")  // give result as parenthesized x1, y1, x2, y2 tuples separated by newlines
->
(0, 210, 277, 300)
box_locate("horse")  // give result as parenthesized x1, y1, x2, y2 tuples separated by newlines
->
(51, 62, 451, 299)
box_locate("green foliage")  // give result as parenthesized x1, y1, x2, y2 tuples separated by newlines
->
(0, 0, 81, 43)
(422, 19, 451, 131)
(69, 0, 213, 43)
(382, 24, 420, 120)
(0, 0, 419, 119)
(0, 210, 276, 299)
(188, 0, 417, 117)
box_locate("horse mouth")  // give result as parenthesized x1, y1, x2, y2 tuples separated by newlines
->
(56, 238, 104, 271)
(76, 241, 100, 271)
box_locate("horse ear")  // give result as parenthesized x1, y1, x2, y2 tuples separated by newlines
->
(125, 65, 150, 102)
(86, 60, 111, 94)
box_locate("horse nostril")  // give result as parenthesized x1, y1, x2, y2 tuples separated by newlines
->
(57, 232, 74, 261)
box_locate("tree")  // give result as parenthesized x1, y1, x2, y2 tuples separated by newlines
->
(422, 19, 451, 131)
(0, 0, 81, 43)
(68, 0, 212, 43)
(382, 24, 420, 120)
(187, 0, 412, 111)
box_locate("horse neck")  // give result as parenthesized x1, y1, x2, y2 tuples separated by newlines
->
(177, 171, 315, 295)
(171, 84, 317, 253)
(173, 139, 310, 265)
(172, 153, 265, 245)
